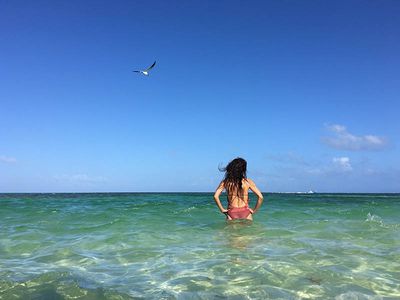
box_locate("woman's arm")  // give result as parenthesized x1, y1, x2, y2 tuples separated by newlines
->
(247, 178, 264, 213)
(213, 181, 228, 214)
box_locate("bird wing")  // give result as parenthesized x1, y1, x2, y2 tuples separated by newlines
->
(132, 70, 141, 73)
(145, 61, 156, 71)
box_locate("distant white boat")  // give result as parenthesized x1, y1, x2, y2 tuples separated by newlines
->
(307, 190, 315, 194)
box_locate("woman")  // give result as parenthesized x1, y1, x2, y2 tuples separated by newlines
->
(214, 157, 264, 221)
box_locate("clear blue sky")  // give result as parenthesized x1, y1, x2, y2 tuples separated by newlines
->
(1, 1, 399, 192)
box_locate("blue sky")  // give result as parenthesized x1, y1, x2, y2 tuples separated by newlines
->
(1, 1, 399, 192)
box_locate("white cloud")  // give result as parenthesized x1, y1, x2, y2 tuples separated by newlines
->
(263, 152, 400, 192)
(0, 155, 17, 163)
(322, 124, 388, 151)
(332, 157, 353, 172)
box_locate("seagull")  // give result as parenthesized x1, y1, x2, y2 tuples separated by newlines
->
(132, 61, 156, 76)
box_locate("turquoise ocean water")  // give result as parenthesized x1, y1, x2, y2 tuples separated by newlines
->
(0, 193, 399, 299)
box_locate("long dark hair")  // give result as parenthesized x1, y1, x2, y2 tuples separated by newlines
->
(219, 157, 247, 196)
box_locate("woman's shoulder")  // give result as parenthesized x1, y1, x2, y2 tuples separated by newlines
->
(243, 178, 255, 186)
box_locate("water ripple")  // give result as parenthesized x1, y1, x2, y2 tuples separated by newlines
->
(1, 193, 399, 299)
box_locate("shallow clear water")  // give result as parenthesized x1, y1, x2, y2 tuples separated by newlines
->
(0, 193, 399, 299)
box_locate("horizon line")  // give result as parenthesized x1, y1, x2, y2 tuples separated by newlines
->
(0, 191, 399, 194)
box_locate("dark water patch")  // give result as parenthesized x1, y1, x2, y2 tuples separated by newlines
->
(0, 272, 134, 299)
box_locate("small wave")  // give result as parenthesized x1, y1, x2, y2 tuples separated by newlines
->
(183, 206, 196, 213)
(365, 213, 400, 229)
(173, 206, 197, 215)
(365, 212, 383, 223)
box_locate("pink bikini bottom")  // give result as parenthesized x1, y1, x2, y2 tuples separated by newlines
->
(227, 206, 252, 219)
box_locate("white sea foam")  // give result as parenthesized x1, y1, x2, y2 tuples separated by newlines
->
(365, 212, 399, 229)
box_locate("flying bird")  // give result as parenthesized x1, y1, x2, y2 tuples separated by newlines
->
(132, 61, 156, 76)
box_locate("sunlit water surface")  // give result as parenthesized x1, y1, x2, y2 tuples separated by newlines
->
(0, 193, 399, 299)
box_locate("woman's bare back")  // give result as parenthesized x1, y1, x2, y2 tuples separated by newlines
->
(226, 179, 251, 208)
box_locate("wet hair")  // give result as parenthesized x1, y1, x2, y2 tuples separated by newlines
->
(219, 157, 247, 196)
